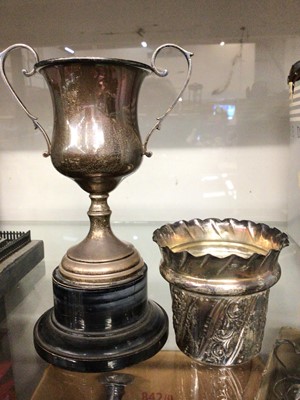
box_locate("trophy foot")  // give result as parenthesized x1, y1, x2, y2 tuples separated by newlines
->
(60, 244, 144, 284)
(58, 193, 145, 284)
(33, 266, 168, 372)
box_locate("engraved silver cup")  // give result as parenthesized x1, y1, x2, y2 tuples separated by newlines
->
(153, 218, 289, 366)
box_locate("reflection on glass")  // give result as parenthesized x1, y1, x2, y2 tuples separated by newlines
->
(201, 174, 237, 200)
(273, 339, 300, 400)
(174, 356, 264, 400)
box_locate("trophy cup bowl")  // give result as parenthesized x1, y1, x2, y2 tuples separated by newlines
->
(0, 43, 193, 372)
(40, 58, 147, 194)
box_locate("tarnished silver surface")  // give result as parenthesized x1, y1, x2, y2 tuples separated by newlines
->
(0, 43, 192, 285)
(153, 218, 289, 366)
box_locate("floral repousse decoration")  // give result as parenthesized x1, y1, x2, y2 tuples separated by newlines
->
(153, 218, 289, 366)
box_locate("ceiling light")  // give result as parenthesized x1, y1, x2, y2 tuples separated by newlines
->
(64, 46, 75, 54)
(220, 41, 225, 46)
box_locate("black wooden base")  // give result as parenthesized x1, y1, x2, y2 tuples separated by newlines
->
(33, 266, 168, 372)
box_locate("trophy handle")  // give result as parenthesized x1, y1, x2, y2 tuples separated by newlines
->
(0, 44, 51, 157)
(142, 43, 193, 157)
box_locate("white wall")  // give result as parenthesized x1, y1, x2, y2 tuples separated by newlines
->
(0, 145, 288, 223)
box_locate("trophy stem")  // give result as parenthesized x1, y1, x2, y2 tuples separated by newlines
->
(87, 193, 112, 238)
(86, 193, 127, 252)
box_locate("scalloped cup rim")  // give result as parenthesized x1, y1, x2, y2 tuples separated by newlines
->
(153, 218, 288, 295)
(153, 218, 289, 259)
(35, 57, 154, 73)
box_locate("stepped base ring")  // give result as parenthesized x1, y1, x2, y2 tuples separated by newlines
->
(34, 301, 168, 372)
(33, 266, 168, 372)
(59, 251, 144, 285)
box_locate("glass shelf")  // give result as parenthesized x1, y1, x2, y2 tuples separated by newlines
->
(0, 220, 298, 399)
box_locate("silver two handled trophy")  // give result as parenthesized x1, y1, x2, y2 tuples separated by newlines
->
(0, 43, 193, 371)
